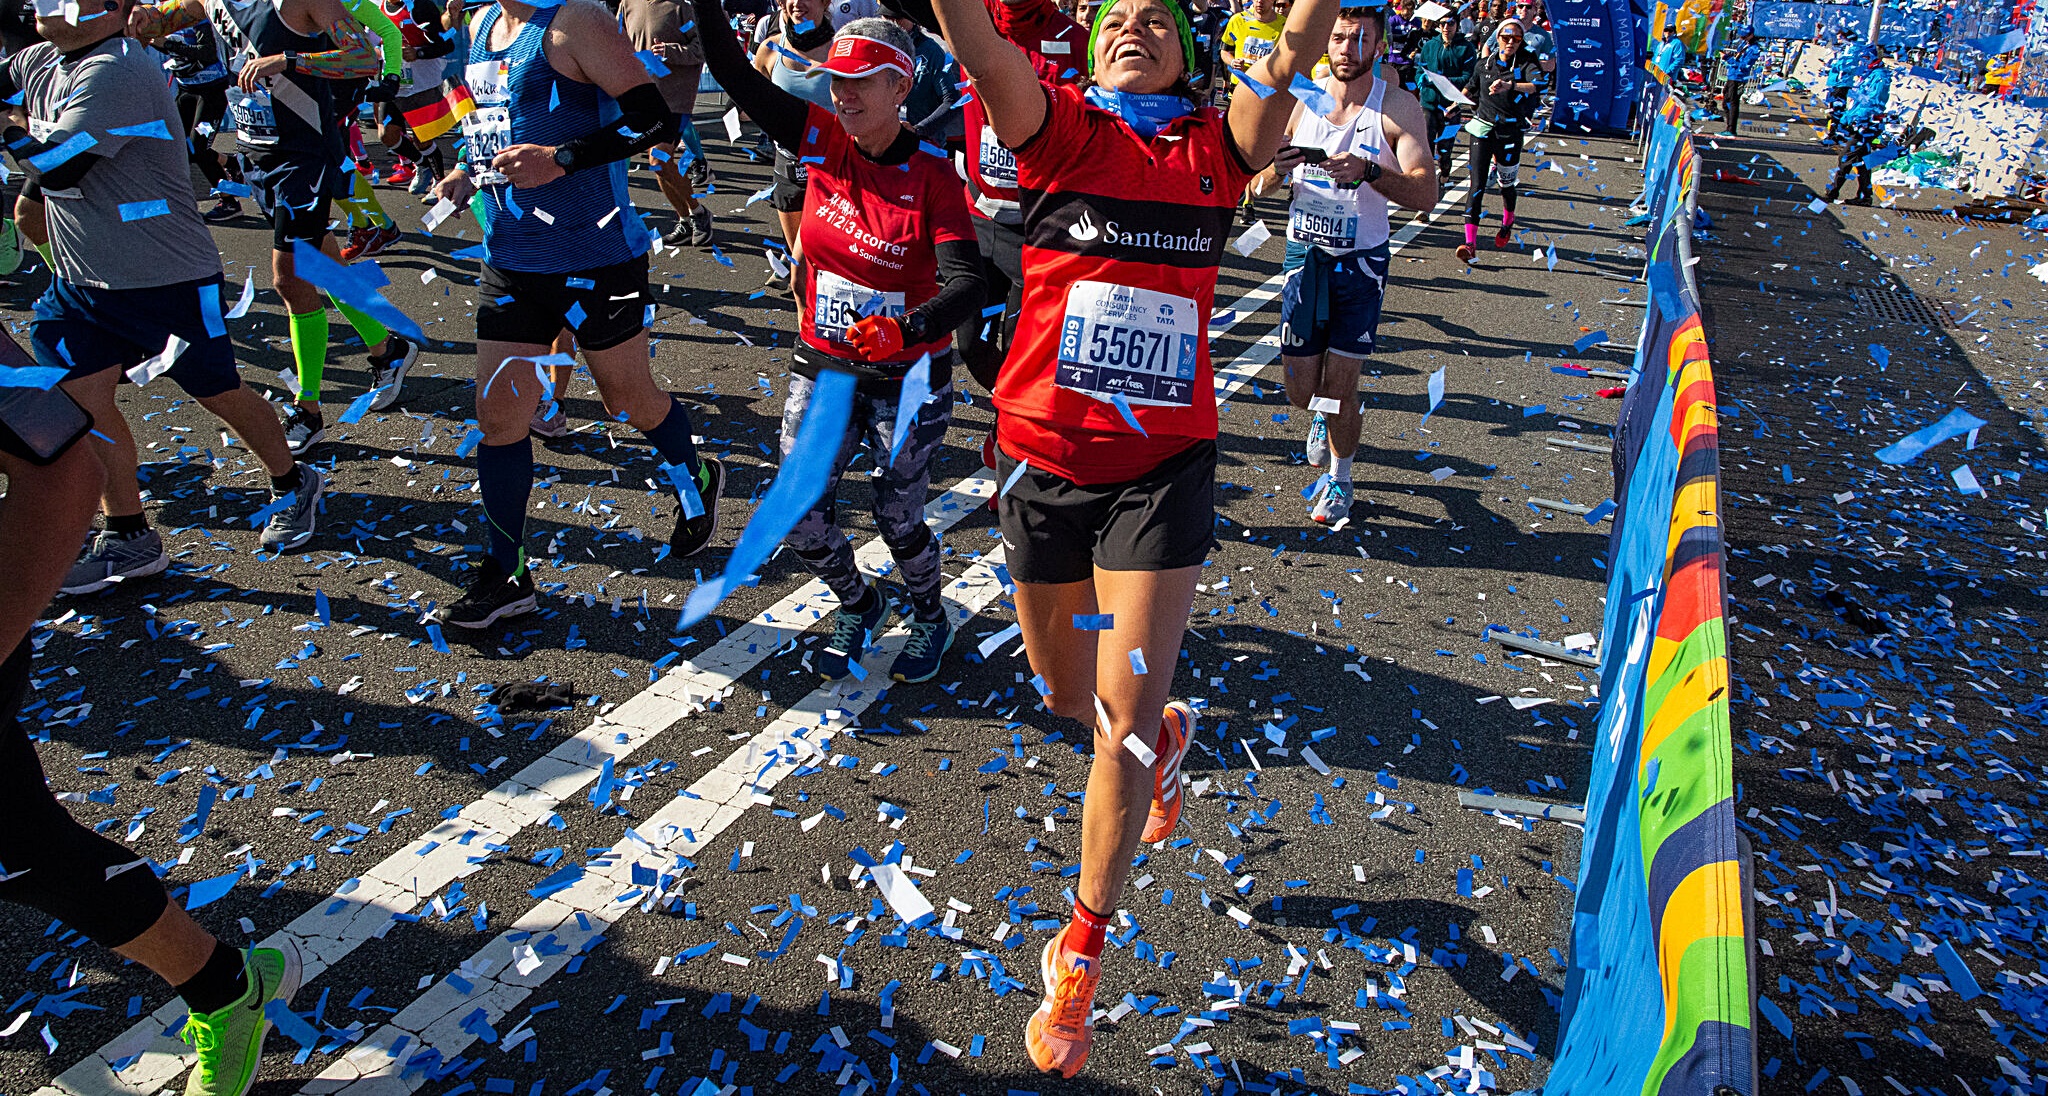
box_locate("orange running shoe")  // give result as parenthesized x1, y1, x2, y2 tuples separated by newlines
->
(1140, 701, 1196, 844)
(1025, 924, 1101, 1078)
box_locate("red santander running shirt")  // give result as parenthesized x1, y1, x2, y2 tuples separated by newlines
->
(963, 0, 1087, 223)
(995, 83, 1256, 484)
(795, 104, 975, 363)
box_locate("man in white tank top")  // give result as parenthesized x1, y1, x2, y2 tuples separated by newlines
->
(1270, 6, 1437, 525)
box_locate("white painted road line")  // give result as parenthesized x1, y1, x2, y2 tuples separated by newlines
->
(297, 554, 1014, 1095)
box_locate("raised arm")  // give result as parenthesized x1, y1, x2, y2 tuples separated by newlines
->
(695, 0, 809, 150)
(931, 0, 1044, 148)
(1224, 0, 1340, 169)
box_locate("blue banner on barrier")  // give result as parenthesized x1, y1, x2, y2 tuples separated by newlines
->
(1550, 0, 1632, 132)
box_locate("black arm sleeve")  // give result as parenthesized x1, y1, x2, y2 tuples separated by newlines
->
(902, 238, 986, 347)
(555, 81, 676, 173)
(692, 0, 807, 151)
(4, 126, 104, 191)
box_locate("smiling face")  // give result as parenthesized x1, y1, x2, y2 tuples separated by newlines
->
(1091, 0, 1186, 94)
(829, 69, 912, 146)
(783, 0, 828, 32)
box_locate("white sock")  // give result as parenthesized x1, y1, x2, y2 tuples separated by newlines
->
(1332, 455, 1353, 482)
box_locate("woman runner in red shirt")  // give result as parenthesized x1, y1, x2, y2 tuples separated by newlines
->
(921, 0, 1339, 1075)
(694, 0, 985, 684)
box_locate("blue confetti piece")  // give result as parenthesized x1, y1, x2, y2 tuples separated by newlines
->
(999, 459, 1030, 497)
(118, 199, 170, 221)
(1875, 407, 1985, 464)
(887, 354, 931, 467)
(1072, 614, 1114, 630)
(108, 119, 175, 140)
(247, 490, 299, 529)
(1231, 69, 1276, 99)
(184, 868, 240, 910)
(1583, 499, 1617, 524)
(456, 426, 484, 458)
(314, 589, 330, 625)
(0, 365, 68, 389)
(28, 131, 95, 172)
(265, 1000, 322, 1049)
(1933, 940, 1984, 1001)
(663, 461, 705, 520)
(1756, 996, 1793, 1038)
(565, 302, 587, 330)
(682, 369, 856, 628)
(337, 388, 382, 424)
(198, 283, 226, 339)
(1523, 404, 1546, 417)
(214, 179, 251, 197)
(288, 241, 424, 342)
(1569, 330, 1606, 353)
(636, 49, 671, 78)
(1290, 73, 1337, 117)
(1108, 391, 1148, 436)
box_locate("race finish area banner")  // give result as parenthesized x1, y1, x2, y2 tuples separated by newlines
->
(1747, 2, 1939, 45)
(1539, 90, 1757, 1096)
(1549, 0, 1637, 133)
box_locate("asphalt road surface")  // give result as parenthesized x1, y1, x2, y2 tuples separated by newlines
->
(1, 109, 1654, 1096)
(1693, 91, 2048, 1096)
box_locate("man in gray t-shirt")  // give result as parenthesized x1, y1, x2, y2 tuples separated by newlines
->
(1, 0, 326, 593)
(7, 35, 219, 288)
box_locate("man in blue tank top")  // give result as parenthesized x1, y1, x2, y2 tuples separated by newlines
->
(132, 0, 422, 456)
(424, 0, 723, 630)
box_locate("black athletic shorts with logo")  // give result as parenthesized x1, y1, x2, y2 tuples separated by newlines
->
(996, 438, 1217, 584)
(476, 253, 649, 352)
(244, 152, 347, 250)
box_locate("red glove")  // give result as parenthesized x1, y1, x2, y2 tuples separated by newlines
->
(846, 315, 905, 362)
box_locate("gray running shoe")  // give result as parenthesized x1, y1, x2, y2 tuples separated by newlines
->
(259, 464, 324, 553)
(1309, 479, 1353, 526)
(530, 402, 570, 438)
(61, 529, 169, 595)
(1304, 412, 1329, 468)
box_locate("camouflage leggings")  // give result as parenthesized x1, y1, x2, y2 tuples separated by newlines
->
(779, 372, 953, 616)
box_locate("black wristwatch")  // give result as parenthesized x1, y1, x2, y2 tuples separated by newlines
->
(1360, 160, 1383, 184)
(283, 51, 299, 74)
(552, 145, 575, 173)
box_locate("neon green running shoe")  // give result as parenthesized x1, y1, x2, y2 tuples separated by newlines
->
(180, 940, 303, 1096)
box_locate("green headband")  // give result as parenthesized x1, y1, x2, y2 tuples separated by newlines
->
(1086, 0, 1200, 83)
